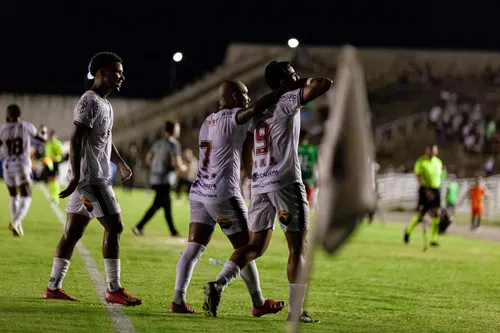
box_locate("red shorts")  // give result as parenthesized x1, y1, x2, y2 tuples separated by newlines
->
(305, 185, 314, 204)
(471, 205, 483, 217)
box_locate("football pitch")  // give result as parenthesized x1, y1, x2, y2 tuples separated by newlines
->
(1, 184, 500, 333)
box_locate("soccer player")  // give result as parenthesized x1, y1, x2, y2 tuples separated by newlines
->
(203, 61, 332, 323)
(132, 121, 185, 236)
(298, 129, 318, 205)
(404, 144, 443, 246)
(459, 176, 487, 230)
(0, 104, 47, 236)
(43, 52, 142, 305)
(445, 174, 459, 215)
(44, 130, 64, 204)
(171, 80, 289, 316)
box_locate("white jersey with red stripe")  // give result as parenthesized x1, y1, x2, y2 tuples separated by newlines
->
(0, 121, 38, 173)
(249, 88, 304, 194)
(67, 90, 114, 188)
(189, 108, 249, 203)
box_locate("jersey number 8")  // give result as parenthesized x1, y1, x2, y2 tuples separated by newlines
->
(6, 138, 23, 156)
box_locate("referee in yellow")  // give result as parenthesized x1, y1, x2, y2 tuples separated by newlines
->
(44, 130, 64, 204)
(404, 144, 443, 247)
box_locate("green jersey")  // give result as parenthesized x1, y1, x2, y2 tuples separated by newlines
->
(414, 155, 443, 189)
(45, 140, 64, 163)
(298, 143, 318, 185)
(446, 181, 459, 204)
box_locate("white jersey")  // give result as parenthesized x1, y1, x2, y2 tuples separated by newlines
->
(0, 121, 38, 173)
(67, 90, 114, 187)
(189, 108, 249, 203)
(249, 88, 303, 194)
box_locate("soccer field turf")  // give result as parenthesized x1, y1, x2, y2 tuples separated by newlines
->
(1, 184, 500, 333)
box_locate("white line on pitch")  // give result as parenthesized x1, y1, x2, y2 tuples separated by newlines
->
(39, 184, 137, 333)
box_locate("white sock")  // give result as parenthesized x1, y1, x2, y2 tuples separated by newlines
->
(14, 196, 32, 226)
(216, 260, 241, 289)
(9, 196, 19, 222)
(240, 261, 265, 307)
(173, 242, 206, 305)
(288, 283, 307, 316)
(104, 259, 122, 292)
(48, 258, 71, 290)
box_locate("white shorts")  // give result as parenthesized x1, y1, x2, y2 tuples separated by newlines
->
(190, 195, 248, 236)
(4, 168, 32, 187)
(66, 185, 121, 219)
(249, 183, 309, 233)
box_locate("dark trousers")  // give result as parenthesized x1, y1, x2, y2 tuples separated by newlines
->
(175, 178, 193, 199)
(136, 184, 178, 235)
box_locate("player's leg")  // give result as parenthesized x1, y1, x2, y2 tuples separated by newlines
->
(158, 184, 179, 236)
(47, 162, 61, 204)
(221, 196, 284, 316)
(6, 182, 21, 236)
(81, 185, 141, 306)
(203, 194, 275, 317)
(134, 185, 162, 234)
(404, 186, 426, 243)
(14, 181, 33, 235)
(44, 212, 91, 301)
(274, 183, 319, 323)
(171, 200, 214, 313)
(426, 189, 441, 246)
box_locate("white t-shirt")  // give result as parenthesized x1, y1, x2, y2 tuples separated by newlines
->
(67, 90, 114, 187)
(189, 108, 249, 203)
(248, 88, 303, 194)
(0, 121, 38, 173)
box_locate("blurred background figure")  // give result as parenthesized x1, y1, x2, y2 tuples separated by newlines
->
(175, 148, 198, 200)
(122, 143, 138, 192)
(44, 130, 64, 204)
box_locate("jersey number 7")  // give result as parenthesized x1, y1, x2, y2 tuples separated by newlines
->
(200, 140, 212, 171)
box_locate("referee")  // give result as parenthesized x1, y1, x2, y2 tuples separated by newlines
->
(133, 121, 186, 236)
(404, 144, 443, 247)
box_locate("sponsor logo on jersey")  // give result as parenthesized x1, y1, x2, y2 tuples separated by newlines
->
(192, 179, 217, 190)
(217, 217, 233, 229)
(204, 119, 217, 126)
(251, 170, 279, 182)
(82, 197, 94, 212)
(278, 210, 291, 225)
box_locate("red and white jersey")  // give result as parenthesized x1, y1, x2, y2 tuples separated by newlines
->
(0, 121, 38, 173)
(249, 88, 303, 194)
(189, 108, 249, 203)
(67, 90, 114, 187)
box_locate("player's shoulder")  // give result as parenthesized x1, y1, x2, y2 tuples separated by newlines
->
(279, 88, 302, 102)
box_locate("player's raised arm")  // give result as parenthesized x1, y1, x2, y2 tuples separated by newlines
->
(242, 132, 254, 178)
(301, 77, 333, 105)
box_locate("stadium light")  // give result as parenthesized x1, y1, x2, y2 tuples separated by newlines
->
(288, 38, 299, 48)
(173, 52, 183, 62)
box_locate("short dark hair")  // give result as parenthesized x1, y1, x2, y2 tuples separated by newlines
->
(49, 130, 57, 137)
(165, 121, 176, 134)
(300, 129, 309, 141)
(88, 52, 122, 76)
(265, 61, 291, 90)
(7, 104, 21, 119)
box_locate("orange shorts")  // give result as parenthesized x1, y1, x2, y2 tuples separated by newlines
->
(471, 205, 483, 217)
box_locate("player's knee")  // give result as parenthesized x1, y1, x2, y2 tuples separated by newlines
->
(100, 214, 124, 234)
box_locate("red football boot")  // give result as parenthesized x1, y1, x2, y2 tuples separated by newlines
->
(105, 288, 142, 306)
(43, 288, 78, 301)
(169, 302, 197, 314)
(252, 299, 285, 317)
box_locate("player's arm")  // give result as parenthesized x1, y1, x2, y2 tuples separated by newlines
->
(67, 124, 89, 183)
(242, 132, 254, 178)
(235, 86, 290, 125)
(171, 141, 187, 173)
(111, 142, 126, 166)
(301, 77, 333, 105)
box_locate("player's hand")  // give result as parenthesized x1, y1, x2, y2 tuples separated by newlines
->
(425, 188, 435, 200)
(119, 162, 133, 181)
(59, 179, 79, 198)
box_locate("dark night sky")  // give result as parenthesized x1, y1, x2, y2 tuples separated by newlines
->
(0, 0, 498, 99)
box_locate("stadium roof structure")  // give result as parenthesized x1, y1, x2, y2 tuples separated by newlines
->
(113, 43, 500, 147)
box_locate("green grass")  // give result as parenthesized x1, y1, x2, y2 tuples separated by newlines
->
(1, 184, 500, 332)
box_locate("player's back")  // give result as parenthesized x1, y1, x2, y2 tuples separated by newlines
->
(469, 186, 485, 205)
(0, 121, 37, 172)
(250, 88, 303, 194)
(189, 108, 248, 203)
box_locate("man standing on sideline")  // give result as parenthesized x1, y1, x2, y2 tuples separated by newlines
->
(175, 148, 198, 200)
(132, 121, 186, 236)
(44, 130, 64, 204)
(404, 144, 443, 246)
